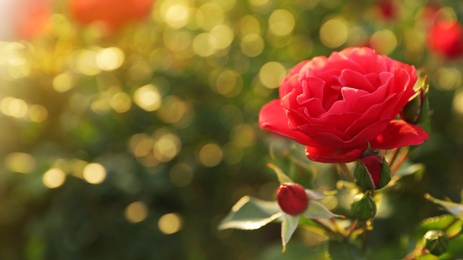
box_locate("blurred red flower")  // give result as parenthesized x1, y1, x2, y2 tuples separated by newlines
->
(427, 20, 463, 59)
(69, 0, 154, 34)
(0, 0, 51, 40)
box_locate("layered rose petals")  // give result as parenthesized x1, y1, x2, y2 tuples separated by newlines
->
(259, 47, 429, 163)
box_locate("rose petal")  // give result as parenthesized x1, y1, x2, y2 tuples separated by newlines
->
(338, 69, 376, 93)
(370, 120, 430, 149)
(259, 100, 313, 145)
(306, 145, 364, 163)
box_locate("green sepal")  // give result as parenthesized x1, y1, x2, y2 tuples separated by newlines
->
(376, 156, 391, 190)
(353, 160, 375, 190)
(351, 193, 377, 221)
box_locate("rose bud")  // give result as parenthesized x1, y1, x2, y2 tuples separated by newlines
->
(354, 153, 391, 190)
(424, 230, 449, 256)
(400, 85, 429, 124)
(351, 193, 377, 221)
(276, 183, 309, 216)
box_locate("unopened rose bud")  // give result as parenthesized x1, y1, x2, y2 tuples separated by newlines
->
(351, 193, 376, 221)
(354, 154, 391, 190)
(424, 230, 449, 256)
(400, 85, 429, 124)
(276, 183, 309, 216)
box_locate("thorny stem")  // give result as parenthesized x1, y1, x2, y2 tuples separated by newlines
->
(339, 163, 355, 182)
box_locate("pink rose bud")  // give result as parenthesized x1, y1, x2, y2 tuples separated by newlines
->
(276, 183, 309, 216)
(354, 154, 391, 190)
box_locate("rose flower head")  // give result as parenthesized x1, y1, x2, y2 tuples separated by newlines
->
(69, 0, 154, 34)
(259, 47, 429, 163)
(427, 20, 463, 59)
(276, 183, 309, 215)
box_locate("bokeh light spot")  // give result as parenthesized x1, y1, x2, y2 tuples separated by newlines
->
(210, 24, 234, 50)
(110, 92, 132, 113)
(169, 163, 194, 187)
(268, 9, 295, 36)
(239, 15, 261, 36)
(73, 49, 101, 76)
(192, 33, 215, 57)
(5, 152, 35, 174)
(82, 163, 107, 184)
(196, 3, 224, 31)
(96, 47, 125, 71)
(369, 29, 397, 55)
(163, 2, 191, 29)
(259, 61, 286, 89)
(53, 72, 75, 93)
(1, 97, 28, 118)
(434, 68, 462, 91)
(133, 84, 161, 112)
(240, 34, 264, 57)
(153, 132, 181, 163)
(215, 70, 243, 97)
(42, 168, 66, 189)
(157, 96, 188, 124)
(125, 201, 148, 223)
(158, 213, 183, 234)
(198, 143, 223, 167)
(28, 105, 48, 122)
(320, 18, 348, 48)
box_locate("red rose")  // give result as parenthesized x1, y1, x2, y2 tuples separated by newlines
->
(0, 0, 51, 40)
(276, 183, 309, 216)
(70, 0, 154, 34)
(427, 20, 463, 59)
(259, 47, 429, 163)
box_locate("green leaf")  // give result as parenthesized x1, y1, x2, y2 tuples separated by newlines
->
(328, 241, 363, 260)
(302, 200, 341, 219)
(394, 163, 425, 178)
(418, 214, 462, 238)
(281, 215, 300, 251)
(440, 233, 463, 259)
(218, 196, 282, 230)
(267, 163, 293, 184)
(425, 194, 463, 218)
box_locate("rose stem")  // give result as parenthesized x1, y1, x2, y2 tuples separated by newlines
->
(391, 148, 409, 174)
(329, 217, 347, 237)
(339, 163, 354, 182)
(345, 220, 358, 240)
(312, 219, 336, 235)
(361, 220, 373, 255)
(388, 147, 401, 166)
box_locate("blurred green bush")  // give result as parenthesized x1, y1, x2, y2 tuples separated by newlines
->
(0, 0, 462, 259)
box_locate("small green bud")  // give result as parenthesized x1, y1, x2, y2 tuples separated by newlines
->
(424, 230, 449, 256)
(354, 154, 391, 190)
(400, 83, 429, 124)
(351, 193, 376, 221)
